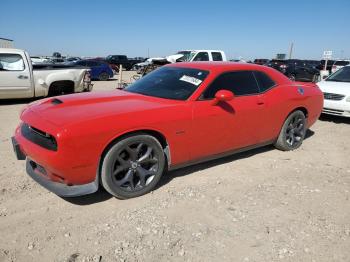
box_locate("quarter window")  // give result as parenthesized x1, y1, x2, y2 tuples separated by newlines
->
(212, 52, 223, 61)
(202, 71, 259, 99)
(253, 71, 275, 92)
(0, 54, 25, 71)
(193, 52, 209, 61)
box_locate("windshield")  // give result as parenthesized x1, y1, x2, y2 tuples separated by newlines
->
(334, 61, 349, 66)
(125, 66, 209, 100)
(176, 51, 196, 62)
(326, 66, 350, 82)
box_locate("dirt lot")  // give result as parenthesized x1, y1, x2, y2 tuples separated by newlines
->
(1, 75, 350, 262)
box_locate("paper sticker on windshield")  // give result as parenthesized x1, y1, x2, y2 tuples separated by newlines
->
(179, 75, 202, 86)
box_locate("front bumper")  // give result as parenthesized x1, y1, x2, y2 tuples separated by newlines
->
(11, 136, 99, 197)
(26, 158, 98, 197)
(323, 100, 350, 117)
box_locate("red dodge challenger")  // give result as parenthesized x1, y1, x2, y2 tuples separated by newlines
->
(12, 62, 323, 199)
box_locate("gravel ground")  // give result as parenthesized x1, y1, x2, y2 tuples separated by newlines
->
(1, 74, 350, 262)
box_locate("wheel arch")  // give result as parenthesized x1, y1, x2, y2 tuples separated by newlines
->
(48, 80, 75, 95)
(276, 106, 309, 140)
(99, 129, 171, 175)
(289, 106, 308, 118)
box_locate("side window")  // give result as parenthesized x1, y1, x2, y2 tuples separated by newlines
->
(253, 71, 276, 92)
(76, 61, 85, 66)
(212, 52, 223, 61)
(193, 52, 209, 61)
(0, 54, 25, 71)
(86, 61, 98, 67)
(202, 71, 259, 99)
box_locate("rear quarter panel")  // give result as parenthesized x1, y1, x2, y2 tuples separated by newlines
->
(263, 82, 323, 140)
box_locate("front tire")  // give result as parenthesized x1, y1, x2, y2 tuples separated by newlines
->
(274, 110, 306, 151)
(101, 134, 165, 199)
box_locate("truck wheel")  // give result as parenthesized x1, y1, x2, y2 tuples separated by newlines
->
(48, 81, 74, 96)
(99, 72, 109, 81)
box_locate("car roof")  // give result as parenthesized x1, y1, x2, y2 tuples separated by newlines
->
(168, 61, 267, 70)
(167, 62, 290, 84)
(178, 50, 224, 53)
(0, 48, 25, 53)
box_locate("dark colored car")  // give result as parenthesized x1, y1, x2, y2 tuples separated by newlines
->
(254, 59, 269, 65)
(71, 60, 114, 81)
(266, 59, 287, 71)
(316, 60, 335, 72)
(106, 55, 144, 70)
(284, 64, 320, 82)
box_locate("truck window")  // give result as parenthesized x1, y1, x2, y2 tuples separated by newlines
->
(0, 54, 25, 71)
(212, 52, 223, 61)
(193, 52, 209, 61)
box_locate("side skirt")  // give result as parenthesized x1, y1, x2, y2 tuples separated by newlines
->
(168, 140, 275, 171)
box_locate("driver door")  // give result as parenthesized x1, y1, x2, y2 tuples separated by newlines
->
(190, 71, 264, 161)
(0, 52, 33, 98)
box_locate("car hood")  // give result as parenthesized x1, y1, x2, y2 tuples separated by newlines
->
(317, 81, 350, 95)
(23, 90, 180, 127)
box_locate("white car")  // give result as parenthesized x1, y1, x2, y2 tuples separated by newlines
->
(30, 56, 50, 64)
(317, 66, 350, 117)
(0, 48, 92, 99)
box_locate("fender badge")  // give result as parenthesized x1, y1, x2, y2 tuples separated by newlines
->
(297, 87, 304, 95)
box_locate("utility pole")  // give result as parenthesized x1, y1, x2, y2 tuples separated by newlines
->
(288, 42, 294, 59)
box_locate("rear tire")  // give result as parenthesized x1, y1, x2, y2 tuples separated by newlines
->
(101, 134, 165, 199)
(274, 110, 306, 151)
(99, 72, 109, 81)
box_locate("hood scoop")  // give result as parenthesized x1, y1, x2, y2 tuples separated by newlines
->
(51, 98, 63, 105)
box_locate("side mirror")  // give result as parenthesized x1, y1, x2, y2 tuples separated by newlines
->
(212, 90, 234, 105)
(322, 75, 328, 80)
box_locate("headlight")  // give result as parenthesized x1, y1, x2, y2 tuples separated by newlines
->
(346, 96, 350, 102)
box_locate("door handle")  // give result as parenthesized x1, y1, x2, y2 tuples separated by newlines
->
(18, 75, 29, 79)
(257, 101, 265, 105)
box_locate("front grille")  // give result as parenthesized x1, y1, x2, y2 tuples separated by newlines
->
(21, 123, 57, 151)
(323, 92, 345, 101)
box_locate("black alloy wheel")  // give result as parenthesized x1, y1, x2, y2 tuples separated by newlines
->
(101, 134, 165, 199)
(274, 110, 306, 151)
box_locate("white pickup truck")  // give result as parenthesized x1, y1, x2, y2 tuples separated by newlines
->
(0, 48, 93, 99)
(176, 50, 227, 62)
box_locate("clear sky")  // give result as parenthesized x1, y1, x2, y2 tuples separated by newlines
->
(1, 0, 349, 60)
